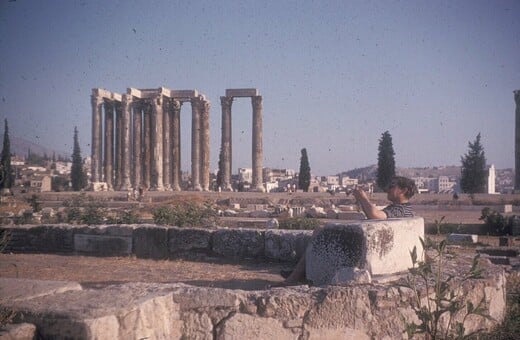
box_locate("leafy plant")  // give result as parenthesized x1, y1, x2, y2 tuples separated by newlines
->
(26, 194, 42, 212)
(278, 217, 320, 230)
(62, 193, 107, 225)
(152, 201, 217, 227)
(479, 207, 512, 235)
(401, 237, 491, 339)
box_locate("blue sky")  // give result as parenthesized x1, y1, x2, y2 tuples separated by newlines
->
(1, 0, 519, 175)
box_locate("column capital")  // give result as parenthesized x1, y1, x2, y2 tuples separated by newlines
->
(252, 95, 262, 110)
(220, 96, 233, 109)
(91, 95, 104, 106)
(515, 90, 520, 105)
(172, 99, 182, 112)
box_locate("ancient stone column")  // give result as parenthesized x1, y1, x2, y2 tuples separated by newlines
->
(151, 95, 164, 191)
(103, 100, 114, 190)
(133, 102, 143, 190)
(171, 100, 182, 191)
(220, 96, 233, 191)
(200, 99, 210, 191)
(191, 97, 202, 191)
(143, 102, 151, 189)
(120, 94, 133, 191)
(115, 103, 123, 189)
(252, 96, 264, 191)
(515, 90, 520, 192)
(90, 93, 103, 183)
(162, 99, 172, 190)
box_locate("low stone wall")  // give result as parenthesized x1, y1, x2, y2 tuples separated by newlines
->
(0, 220, 508, 339)
(0, 224, 313, 263)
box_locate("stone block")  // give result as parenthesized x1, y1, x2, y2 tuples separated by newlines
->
(264, 230, 312, 262)
(216, 313, 295, 340)
(1, 225, 74, 254)
(74, 225, 134, 256)
(447, 233, 478, 244)
(3, 282, 180, 340)
(337, 211, 365, 220)
(306, 218, 424, 285)
(133, 225, 170, 259)
(212, 229, 265, 258)
(0, 278, 82, 302)
(168, 227, 212, 254)
(225, 88, 258, 97)
(0, 323, 37, 340)
(502, 204, 513, 213)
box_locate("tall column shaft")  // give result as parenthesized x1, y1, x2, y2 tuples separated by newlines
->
(114, 104, 123, 189)
(121, 94, 132, 190)
(191, 97, 202, 191)
(171, 100, 182, 191)
(162, 99, 172, 190)
(151, 95, 164, 190)
(200, 99, 210, 191)
(91, 94, 103, 183)
(104, 100, 114, 190)
(252, 96, 264, 191)
(220, 96, 233, 191)
(515, 90, 520, 191)
(133, 102, 142, 190)
(143, 103, 151, 189)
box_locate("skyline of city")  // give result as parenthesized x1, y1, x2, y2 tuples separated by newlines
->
(1, 1, 519, 174)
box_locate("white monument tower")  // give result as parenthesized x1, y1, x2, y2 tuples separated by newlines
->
(487, 164, 496, 194)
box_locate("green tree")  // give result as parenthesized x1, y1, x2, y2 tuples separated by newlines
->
(298, 148, 311, 192)
(376, 130, 396, 190)
(460, 133, 487, 194)
(0, 119, 13, 190)
(71, 126, 85, 191)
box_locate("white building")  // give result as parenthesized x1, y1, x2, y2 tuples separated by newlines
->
(488, 164, 496, 194)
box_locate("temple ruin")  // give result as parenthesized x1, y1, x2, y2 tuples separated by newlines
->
(220, 89, 264, 191)
(91, 87, 210, 191)
(91, 87, 264, 192)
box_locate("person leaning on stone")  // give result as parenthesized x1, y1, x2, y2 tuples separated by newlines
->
(281, 176, 417, 285)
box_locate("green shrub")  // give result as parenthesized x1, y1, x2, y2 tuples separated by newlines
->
(279, 217, 320, 230)
(401, 237, 490, 339)
(62, 193, 108, 225)
(106, 209, 141, 224)
(152, 202, 217, 227)
(479, 207, 512, 235)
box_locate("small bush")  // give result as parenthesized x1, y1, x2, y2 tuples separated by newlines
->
(106, 209, 141, 224)
(62, 193, 108, 225)
(152, 201, 217, 227)
(279, 217, 320, 230)
(479, 207, 513, 235)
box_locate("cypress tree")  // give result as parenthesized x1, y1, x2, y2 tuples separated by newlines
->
(0, 119, 13, 190)
(71, 126, 84, 191)
(460, 133, 487, 194)
(376, 130, 396, 191)
(298, 148, 311, 192)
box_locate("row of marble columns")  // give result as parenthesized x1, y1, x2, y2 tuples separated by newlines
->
(91, 90, 210, 191)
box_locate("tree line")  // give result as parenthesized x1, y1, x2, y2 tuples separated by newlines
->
(297, 130, 488, 194)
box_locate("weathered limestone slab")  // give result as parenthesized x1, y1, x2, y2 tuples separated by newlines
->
(133, 225, 169, 259)
(225, 88, 258, 97)
(0, 278, 82, 302)
(306, 218, 424, 285)
(212, 229, 265, 258)
(3, 282, 181, 340)
(264, 230, 312, 262)
(0, 323, 37, 340)
(447, 233, 478, 244)
(216, 313, 296, 340)
(168, 227, 212, 254)
(1, 225, 74, 254)
(74, 225, 134, 256)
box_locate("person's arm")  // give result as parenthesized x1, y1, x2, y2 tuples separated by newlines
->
(352, 188, 387, 219)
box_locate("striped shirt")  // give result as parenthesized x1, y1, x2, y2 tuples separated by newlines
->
(382, 202, 414, 218)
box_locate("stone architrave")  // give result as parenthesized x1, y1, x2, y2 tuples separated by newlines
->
(191, 97, 202, 191)
(103, 100, 114, 190)
(515, 90, 520, 192)
(151, 95, 164, 191)
(220, 96, 233, 191)
(162, 99, 172, 190)
(251, 96, 264, 192)
(132, 102, 143, 190)
(200, 99, 210, 191)
(143, 102, 151, 189)
(90, 93, 103, 183)
(120, 94, 133, 190)
(171, 100, 182, 191)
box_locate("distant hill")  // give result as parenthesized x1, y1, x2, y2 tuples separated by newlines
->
(0, 134, 68, 159)
(339, 164, 463, 180)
